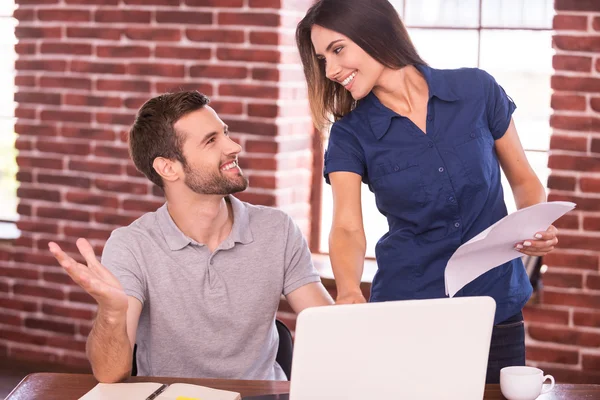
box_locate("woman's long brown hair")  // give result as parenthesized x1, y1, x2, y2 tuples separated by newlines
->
(296, 0, 426, 131)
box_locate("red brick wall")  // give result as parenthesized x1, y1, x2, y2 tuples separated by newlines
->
(523, 0, 600, 383)
(1, 0, 314, 369)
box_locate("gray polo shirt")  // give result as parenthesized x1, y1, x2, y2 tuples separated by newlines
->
(101, 195, 321, 380)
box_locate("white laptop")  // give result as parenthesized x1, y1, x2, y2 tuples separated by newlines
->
(288, 296, 496, 400)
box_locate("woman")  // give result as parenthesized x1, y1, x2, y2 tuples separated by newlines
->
(296, 0, 558, 384)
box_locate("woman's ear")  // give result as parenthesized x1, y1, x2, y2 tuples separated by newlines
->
(153, 157, 180, 184)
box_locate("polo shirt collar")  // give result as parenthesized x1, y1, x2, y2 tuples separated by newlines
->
(157, 195, 254, 251)
(365, 64, 459, 141)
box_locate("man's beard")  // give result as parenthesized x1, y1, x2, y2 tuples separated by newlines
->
(183, 163, 249, 195)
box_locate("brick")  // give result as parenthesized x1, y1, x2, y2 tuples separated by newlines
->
(13, 283, 64, 300)
(62, 127, 116, 141)
(95, 179, 147, 195)
(252, 68, 279, 81)
(64, 226, 113, 241)
(41, 110, 92, 124)
(16, 171, 33, 182)
(25, 317, 76, 335)
(549, 135, 587, 152)
(0, 311, 22, 326)
(552, 76, 600, 92)
(249, 31, 279, 45)
(94, 144, 130, 159)
(65, 94, 122, 108)
(126, 63, 185, 78)
(550, 115, 598, 132)
(124, 28, 181, 42)
(14, 74, 36, 87)
(248, 174, 276, 189)
(94, 10, 151, 23)
(581, 178, 600, 193)
(17, 204, 32, 217)
(15, 107, 36, 119)
(227, 120, 277, 136)
(15, 59, 66, 72)
(551, 94, 586, 111)
(220, 84, 278, 99)
(210, 101, 243, 115)
(38, 9, 91, 22)
(66, 0, 118, 3)
(0, 297, 38, 312)
(186, 29, 244, 43)
(238, 156, 277, 171)
(548, 193, 600, 212)
(235, 192, 276, 206)
(96, 112, 136, 126)
(584, 216, 600, 231)
(126, 164, 146, 178)
(155, 81, 213, 94)
(43, 269, 79, 285)
(156, 11, 212, 24)
(122, 199, 163, 213)
(547, 175, 576, 191)
(62, 355, 92, 371)
(38, 206, 90, 222)
(586, 273, 600, 290)
(190, 65, 247, 79)
(549, 155, 600, 173)
(15, 42, 37, 55)
(67, 27, 122, 40)
(97, 79, 151, 93)
(218, 12, 279, 27)
(185, 0, 243, 6)
(523, 306, 569, 325)
(68, 160, 122, 175)
(15, 137, 33, 152)
(0, 329, 46, 346)
(155, 46, 211, 60)
(553, 213, 579, 230)
(526, 344, 579, 364)
(123, 96, 149, 109)
(36, 238, 79, 255)
(96, 45, 151, 58)
(543, 270, 583, 289)
(70, 60, 126, 74)
(13, 9, 35, 21)
(593, 138, 600, 153)
(94, 212, 138, 226)
(36, 139, 91, 156)
(10, 347, 61, 365)
(553, 14, 588, 30)
(0, 265, 38, 280)
(15, 26, 61, 39)
(574, 310, 600, 328)
(69, 290, 96, 305)
(46, 336, 87, 353)
(218, 48, 280, 63)
(65, 191, 119, 208)
(583, 354, 600, 370)
(15, 123, 58, 137)
(40, 76, 92, 90)
(17, 188, 61, 202)
(592, 98, 600, 113)
(544, 288, 600, 309)
(41, 42, 92, 55)
(595, 17, 600, 31)
(555, 0, 600, 11)
(123, 0, 180, 3)
(16, 220, 58, 235)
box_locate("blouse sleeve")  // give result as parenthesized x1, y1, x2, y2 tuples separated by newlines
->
(323, 122, 367, 184)
(481, 70, 517, 140)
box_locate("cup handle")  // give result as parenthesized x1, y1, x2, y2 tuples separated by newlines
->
(541, 374, 555, 394)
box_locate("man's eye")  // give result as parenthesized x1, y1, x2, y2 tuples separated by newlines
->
(207, 137, 216, 144)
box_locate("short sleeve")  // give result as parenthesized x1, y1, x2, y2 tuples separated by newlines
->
(282, 214, 321, 296)
(101, 229, 147, 305)
(482, 70, 517, 140)
(323, 122, 366, 184)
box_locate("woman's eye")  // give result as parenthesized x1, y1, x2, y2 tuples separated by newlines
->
(333, 46, 343, 54)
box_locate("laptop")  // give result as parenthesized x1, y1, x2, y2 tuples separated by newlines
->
(245, 296, 495, 400)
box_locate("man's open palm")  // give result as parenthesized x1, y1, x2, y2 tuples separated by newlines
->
(49, 238, 128, 315)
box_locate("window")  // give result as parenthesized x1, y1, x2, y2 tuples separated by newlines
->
(0, 0, 18, 237)
(317, 0, 554, 257)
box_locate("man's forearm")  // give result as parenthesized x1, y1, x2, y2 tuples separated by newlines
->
(86, 309, 132, 383)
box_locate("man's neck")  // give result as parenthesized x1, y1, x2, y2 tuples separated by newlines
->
(166, 193, 234, 252)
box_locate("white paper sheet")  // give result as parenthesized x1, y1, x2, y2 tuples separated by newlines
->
(444, 201, 576, 297)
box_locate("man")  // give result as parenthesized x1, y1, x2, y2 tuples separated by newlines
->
(49, 91, 333, 383)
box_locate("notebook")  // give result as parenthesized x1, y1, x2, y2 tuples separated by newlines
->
(287, 296, 496, 400)
(79, 382, 241, 400)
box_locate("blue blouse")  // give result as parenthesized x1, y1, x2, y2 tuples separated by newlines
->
(324, 65, 532, 324)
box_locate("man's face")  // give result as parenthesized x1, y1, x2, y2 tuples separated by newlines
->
(174, 107, 248, 195)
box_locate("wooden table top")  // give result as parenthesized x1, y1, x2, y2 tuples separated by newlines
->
(5, 373, 600, 399)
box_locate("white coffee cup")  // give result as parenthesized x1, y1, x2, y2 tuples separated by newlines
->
(500, 366, 555, 400)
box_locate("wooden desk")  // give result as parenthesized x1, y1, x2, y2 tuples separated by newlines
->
(5, 373, 600, 399)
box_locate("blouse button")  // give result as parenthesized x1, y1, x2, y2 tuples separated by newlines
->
(470, 132, 476, 138)
(438, 167, 444, 173)
(428, 141, 434, 148)
(454, 222, 461, 228)
(394, 165, 400, 171)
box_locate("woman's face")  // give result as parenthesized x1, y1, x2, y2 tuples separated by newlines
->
(311, 24, 385, 100)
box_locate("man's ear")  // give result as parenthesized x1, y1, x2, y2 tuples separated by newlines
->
(153, 157, 180, 183)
